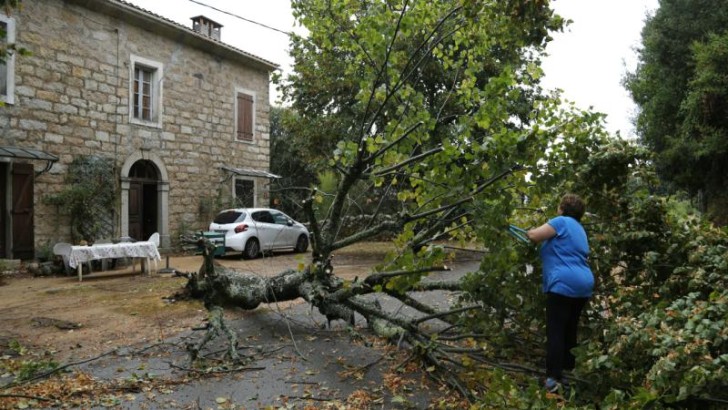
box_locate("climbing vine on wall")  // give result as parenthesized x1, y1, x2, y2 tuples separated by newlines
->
(45, 155, 117, 243)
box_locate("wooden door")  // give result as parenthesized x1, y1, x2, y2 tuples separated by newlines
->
(141, 183, 157, 241)
(128, 181, 142, 241)
(11, 163, 34, 260)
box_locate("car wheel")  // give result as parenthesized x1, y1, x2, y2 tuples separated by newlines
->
(294, 234, 309, 253)
(242, 238, 260, 259)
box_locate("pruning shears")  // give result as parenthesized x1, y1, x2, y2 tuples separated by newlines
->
(507, 224, 530, 244)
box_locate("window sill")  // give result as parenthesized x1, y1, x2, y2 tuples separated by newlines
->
(130, 118, 163, 129)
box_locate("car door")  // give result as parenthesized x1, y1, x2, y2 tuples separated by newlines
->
(250, 211, 280, 251)
(270, 210, 296, 248)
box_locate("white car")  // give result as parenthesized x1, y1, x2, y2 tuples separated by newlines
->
(208, 208, 310, 259)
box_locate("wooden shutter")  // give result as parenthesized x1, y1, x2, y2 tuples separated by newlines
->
(128, 181, 142, 241)
(237, 93, 253, 141)
(11, 163, 34, 259)
(0, 21, 7, 97)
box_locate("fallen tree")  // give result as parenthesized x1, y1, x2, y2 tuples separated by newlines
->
(177, 0, 597, 403)
(181, 235, 487, 398)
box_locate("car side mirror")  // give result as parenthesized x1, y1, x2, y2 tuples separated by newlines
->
(287, 219, 294, 226)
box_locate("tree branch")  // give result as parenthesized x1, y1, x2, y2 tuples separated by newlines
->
(364, 265, 451, 286)
(365, 121, 424, 163)
(411, 304, 481, 326)
(405, 164, 522, 223)
(372, 146, 444, 177)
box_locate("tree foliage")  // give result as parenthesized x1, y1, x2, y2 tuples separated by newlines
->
(280, 0, 584, 260)
(463, 135, 728, 407)
(625, 0, 728, 223)
(44, 156, 117, 243)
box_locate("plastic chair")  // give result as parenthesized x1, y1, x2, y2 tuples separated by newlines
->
(52, 242, 73, 275)
(53, 242, 91, 277)
(147, 233, 160, 273)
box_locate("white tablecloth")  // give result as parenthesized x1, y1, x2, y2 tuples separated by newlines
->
(68, 241, 160, 268)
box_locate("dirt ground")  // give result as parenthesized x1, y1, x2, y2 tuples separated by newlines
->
(0, 243, 394, 363)
(0, 243, 481, 408)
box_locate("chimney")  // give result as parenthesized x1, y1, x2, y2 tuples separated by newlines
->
(191, 16, 222, 41)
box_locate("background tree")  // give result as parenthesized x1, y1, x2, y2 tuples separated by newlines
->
(269, 106, 317, 221)
(625, 0, 728, 223)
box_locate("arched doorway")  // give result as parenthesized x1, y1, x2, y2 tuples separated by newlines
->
(128, 160, 159, 241)
(120, 152, 169, 247)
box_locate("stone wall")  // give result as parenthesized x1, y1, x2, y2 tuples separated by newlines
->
(0, 0, 273, 248)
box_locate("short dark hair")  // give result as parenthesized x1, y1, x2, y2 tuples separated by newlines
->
(559, 194, 585, 221)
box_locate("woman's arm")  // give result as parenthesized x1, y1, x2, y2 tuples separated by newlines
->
(527, 223, 556, 243)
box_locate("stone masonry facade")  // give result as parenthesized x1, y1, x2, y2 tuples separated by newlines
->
(0, 0, 276, 252)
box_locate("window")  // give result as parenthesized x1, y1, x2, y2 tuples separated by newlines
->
(213, 210, 245, 224)
(129, 55, 163, 127)
(234, 178, 255, 208)
(252, 211, 274, 224)
(235, 90, 255, 142)
(134, 67, 152, 120)
(271, 211, 291, 225)
(0, 14, 16, 105)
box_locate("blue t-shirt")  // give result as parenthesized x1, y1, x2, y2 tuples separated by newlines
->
(540, 216, 594, 298)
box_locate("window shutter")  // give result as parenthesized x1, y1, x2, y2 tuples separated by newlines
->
(237, 93, 254, 141)
(0, 22, 7, 96)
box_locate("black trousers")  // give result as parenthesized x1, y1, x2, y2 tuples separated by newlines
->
(546, 292, 588, 380)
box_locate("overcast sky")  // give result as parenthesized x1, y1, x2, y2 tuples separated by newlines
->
(125, 0, 658, 138)
(541, 0, 658, 137)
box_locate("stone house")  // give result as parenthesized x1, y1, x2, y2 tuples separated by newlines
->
(0, 0, 279, 259)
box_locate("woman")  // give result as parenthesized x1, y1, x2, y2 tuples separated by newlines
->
(527, 194, 594, 393)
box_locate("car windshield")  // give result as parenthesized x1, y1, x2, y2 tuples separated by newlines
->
(213, 210, 245, 224)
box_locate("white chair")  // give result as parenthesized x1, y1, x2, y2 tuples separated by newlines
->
(53, 242, 73, 275)
(53, 242, 91, 279)
(147, 233, 160, 274)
